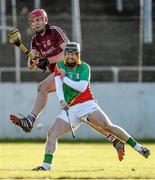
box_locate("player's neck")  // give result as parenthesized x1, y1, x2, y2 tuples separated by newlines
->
(69, 65, 77, 70)
(38, 26, 46, 36)
(40, 30, 46, 36)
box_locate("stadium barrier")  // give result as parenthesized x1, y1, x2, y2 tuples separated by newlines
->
(0, 83, 154, 140)
(0, 66, 155, 82)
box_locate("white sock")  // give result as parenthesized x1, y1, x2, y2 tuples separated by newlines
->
(42, 162, 51, 170)
(133, 143, 142, 152)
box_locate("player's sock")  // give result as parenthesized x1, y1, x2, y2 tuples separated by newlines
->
(126, 137, 142, 151)
(126, 137, 150, 158)
(107, 134, 117, 142)
(42, 154, 53, 170)
(44, 154, 53, 163)
(133, 143, 144, 151)
(126, 137, 137, 147)
(28, 113, 37, 123)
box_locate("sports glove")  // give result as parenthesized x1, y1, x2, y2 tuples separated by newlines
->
(37, 58, 49, 72)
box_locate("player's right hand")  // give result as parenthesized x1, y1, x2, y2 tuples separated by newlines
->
(27, 58, 36, 70)
(36, 58, 49, 71)
(59, 68, 66, 80)
(60, 100, 69, 109)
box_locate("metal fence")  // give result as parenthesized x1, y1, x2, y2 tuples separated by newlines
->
(0, 66, 155, 83)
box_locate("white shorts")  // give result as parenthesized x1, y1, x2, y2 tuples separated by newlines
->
(57, 100, 101, 130)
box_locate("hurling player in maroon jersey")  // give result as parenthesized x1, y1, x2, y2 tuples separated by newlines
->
(10, 9, 69, 125)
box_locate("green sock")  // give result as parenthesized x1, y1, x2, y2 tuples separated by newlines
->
(126, 137, 137, 147)
(43, 154, 53, 164)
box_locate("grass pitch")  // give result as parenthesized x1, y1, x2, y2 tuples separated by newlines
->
(0, 141, 155, 179)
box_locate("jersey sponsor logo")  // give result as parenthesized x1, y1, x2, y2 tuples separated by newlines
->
(41, 47, 56, 56)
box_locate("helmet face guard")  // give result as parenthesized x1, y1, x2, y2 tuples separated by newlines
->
(65, 42, 80, 54)
(64, 42, 81, 66)
(28, 9, 48, 33)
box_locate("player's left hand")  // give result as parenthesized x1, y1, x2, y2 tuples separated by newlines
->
(60, 100, 69, 109)
(59, 68, 66, 80)
(35, 58, 49, 72)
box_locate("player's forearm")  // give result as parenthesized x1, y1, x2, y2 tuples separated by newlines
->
(63, 77, 88, 92)
(48, 51, 64, 64)
(55, 76, 65, 102)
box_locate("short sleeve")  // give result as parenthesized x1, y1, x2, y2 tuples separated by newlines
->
(52, 26, 69, 45)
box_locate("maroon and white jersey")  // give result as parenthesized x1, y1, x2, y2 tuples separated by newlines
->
(30, 24, 69, 72)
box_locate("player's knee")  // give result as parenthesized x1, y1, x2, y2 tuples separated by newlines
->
(47, 128, 58, 140)
(104, 123, 113, 132)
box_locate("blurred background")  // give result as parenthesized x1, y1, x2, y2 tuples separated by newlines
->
(0, 0, 155, 140)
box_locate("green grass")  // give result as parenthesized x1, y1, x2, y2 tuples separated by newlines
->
(0, 141, 155, 179)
